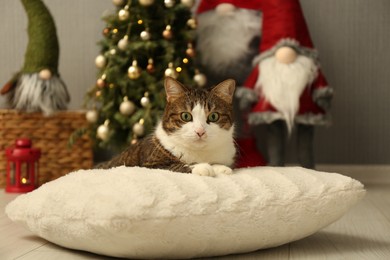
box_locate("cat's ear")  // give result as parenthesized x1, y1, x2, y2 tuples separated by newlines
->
(211, 79, 236, 104)
(164, 77, 187, 102)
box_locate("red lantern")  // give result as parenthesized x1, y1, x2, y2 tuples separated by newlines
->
(5, 138, 41, 193)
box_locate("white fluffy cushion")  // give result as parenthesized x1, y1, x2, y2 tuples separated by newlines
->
(6, 166, 365, 259)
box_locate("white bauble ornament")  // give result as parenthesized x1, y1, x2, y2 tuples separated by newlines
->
(216, 3, 235, 15)
(97, 122, 110, 141)
(140, 30, 151, 41)
(95, 55, 107, 68)
(119, 97, 136, 116)
(139, 0, 154, 6)
(275, 46, 298, 64)
(140, 96, 150, 107)
(86, 110, 98, 123)
(39, 69, 52, 80)
(165, 63, 178, 78)
(187, 18, 196, 29)
(194, 73, 207, 87)
(118, 36, 129, 50)
(181, 0, 194, 8)
(118, 8, 130, 21)
(112, 0, 125, 6)
(133, 122, 145, 136)
(164, 0, 175, 8)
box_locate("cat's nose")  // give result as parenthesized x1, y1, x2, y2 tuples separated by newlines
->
(195, 129, 206, 137)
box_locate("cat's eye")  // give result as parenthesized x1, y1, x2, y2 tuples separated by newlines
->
(180, 112, 193, 122)
(208, 112, 220, 122)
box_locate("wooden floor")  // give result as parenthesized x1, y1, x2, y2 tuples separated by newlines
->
(1, 165, 390, 259)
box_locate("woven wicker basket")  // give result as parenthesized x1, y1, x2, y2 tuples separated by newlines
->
(0, 109, 93, 188)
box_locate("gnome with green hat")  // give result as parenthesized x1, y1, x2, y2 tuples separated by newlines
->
(1, 0, 70, 115)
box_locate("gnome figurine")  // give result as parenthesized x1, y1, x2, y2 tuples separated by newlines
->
(196, 0, 333, 169)
(1, 0, 70, 115)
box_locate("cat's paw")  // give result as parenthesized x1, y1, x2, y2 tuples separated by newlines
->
(191, 163, 216, 177)
(212, 164, 233, 175)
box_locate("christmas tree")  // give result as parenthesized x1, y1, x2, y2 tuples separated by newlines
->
(84, 0, 206, 150)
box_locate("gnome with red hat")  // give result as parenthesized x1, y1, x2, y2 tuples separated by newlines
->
(196, 0, 333, 169)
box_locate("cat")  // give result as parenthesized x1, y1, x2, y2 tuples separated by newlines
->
(97, 76, 237, 177)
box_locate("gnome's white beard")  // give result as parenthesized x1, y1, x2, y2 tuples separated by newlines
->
(256, 55, 318, 132)
(196, 9, 261, 83)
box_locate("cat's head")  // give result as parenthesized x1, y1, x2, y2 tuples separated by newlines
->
(161, 77, 235, 148)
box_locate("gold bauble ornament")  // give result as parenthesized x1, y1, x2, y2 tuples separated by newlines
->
(118, 36, 129, 50)
(139, 0, 154, 6)
(164, 63, 178, 78)
(164, 0, 175, 8)
(119, 96, 136, 116)
(118, 6, 130, 21)
(181, 0, 194, 8)
(112, 0, 125, 6)
(133, 119, 145, 137)
(95, 55, 107, 68)
(187, 18, 197, 29)
(97, 120, 110, 141)
(128, 60, 141, 79)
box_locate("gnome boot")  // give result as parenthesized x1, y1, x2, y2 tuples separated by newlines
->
(297, 124, 315, 169)
(266, 120, 286, 166)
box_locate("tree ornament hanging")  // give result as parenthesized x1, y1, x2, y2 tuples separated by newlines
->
(95, 54, 107, 68)
(86, 109, 98, 123)
(96, 78, 105, 88)
(146, 58, 155, 73)
(97, 120, 110, 141)
(194, 71, 207, 87)
(162, 25, 173, 40)
(187, 18, 197, 29)
(140, 30, 151, 41)
(133, 119, 145, 137)
(164, 0, 175, 8)
(139, 0, 154, 6)
(103, 27, 111, 37)
(164, 62, 178, 78)
(140, 93, 150, 107)
(118, 36, 129, 50)
(181, 0, 194, 8)
(119, 96, 136, 116)
(186, 43, 195, 57)
(128, 60, 141, 79)
(118, 6, 130, 21)
(112, 0, 125, 6)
